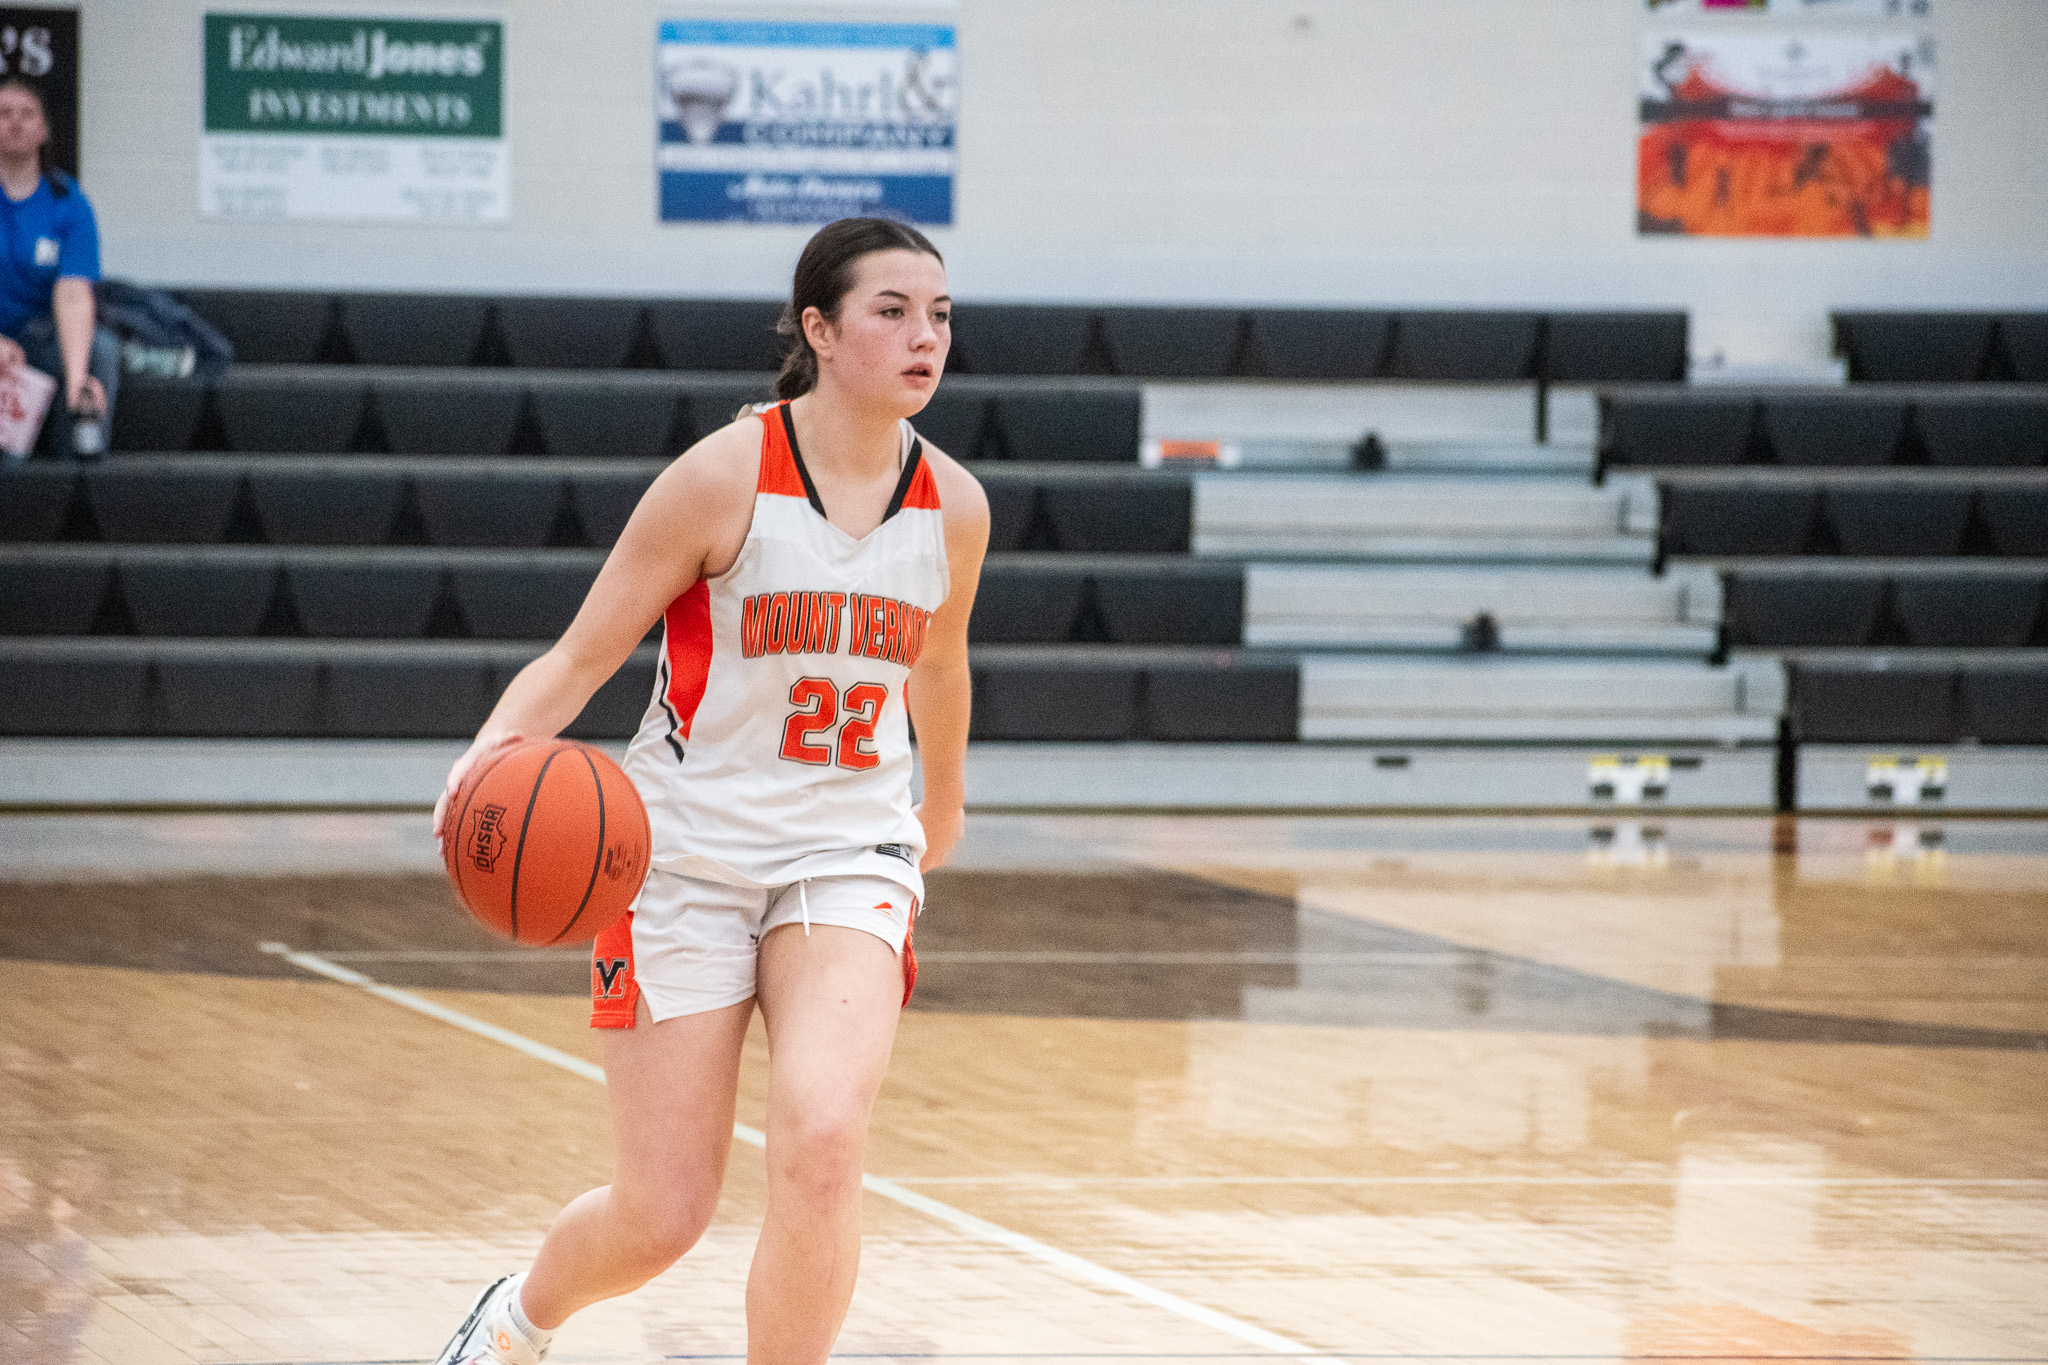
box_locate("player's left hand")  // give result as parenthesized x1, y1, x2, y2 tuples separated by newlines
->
(914, 800, 963, 873)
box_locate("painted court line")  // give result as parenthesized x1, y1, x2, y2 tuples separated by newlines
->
(893, 1175, 2047, 1189)
(261, 943, 1348, 1365)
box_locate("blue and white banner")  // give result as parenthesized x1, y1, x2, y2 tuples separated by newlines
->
(656, 20, 956, 225)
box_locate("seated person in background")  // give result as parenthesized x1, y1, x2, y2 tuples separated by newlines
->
(0, 77, 115, 459)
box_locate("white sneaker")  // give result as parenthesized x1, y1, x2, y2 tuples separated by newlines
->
(432, 1274, 549, 1365)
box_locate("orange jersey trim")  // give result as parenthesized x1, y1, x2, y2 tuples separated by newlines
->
(590, 911, 639, 1029)
(899, 458, 942, 512)
(757, 401, 810, 499)
(660, 580, 714, 748)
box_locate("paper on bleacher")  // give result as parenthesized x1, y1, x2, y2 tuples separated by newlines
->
(0, 363, 56, 456)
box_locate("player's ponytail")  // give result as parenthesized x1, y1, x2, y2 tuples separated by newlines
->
(776, 216, 943, 402)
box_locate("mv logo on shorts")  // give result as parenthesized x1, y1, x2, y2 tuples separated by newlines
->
(593, 956, 631, 999)
(469, 803, 509, 873)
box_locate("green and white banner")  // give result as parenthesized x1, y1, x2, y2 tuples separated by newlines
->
(201, 13, 507, 222)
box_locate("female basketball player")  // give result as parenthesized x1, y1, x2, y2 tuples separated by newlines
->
(428, 217, 986, 1365)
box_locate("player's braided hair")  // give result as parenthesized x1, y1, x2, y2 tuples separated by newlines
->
(776, 216, 943, 401)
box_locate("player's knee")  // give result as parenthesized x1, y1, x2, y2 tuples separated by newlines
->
(616, 1194, 717, 1274)
(770, 1107, 868, 1202)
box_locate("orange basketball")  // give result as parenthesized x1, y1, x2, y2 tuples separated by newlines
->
(442, 740, 651, 945)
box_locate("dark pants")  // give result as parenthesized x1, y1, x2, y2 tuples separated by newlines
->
(15, 314, 122, 459)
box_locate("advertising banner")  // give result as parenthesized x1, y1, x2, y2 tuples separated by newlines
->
(1645, 0, 1931, 15)
(201, 13, 507, 222)
(1637, 32, 1932, 237)
(656, 20, 956, 225)
(0, 8, 77, 177)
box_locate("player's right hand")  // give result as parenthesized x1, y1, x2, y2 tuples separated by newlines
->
(0, 336, 24, 371)
(433, 731, 525, 846)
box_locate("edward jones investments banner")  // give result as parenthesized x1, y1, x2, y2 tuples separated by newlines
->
(201, 13, 507, 222)
(1637, 32, 1932, 238)
(656, 20, 956, 225)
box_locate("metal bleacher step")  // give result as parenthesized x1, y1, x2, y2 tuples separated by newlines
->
(1299, 655, 1784, 745)
(1192, 473, 1658, 563)
(1177, 438, 1596, 475)
(1244, 563, 1722, 656)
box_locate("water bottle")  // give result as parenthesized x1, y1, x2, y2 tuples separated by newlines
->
(70, 405, 105, 460)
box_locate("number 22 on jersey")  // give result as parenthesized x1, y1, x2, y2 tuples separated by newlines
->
(779, 678, 887, 770)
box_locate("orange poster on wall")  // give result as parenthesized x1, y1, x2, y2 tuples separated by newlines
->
(1638, 33, 1932, 238)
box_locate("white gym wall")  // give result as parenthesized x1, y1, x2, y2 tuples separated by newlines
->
(74, 0, 2048, 367)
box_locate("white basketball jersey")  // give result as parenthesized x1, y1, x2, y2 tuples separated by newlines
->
(621, 401, 949, 897)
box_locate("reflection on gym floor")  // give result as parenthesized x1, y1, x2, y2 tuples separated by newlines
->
(2, 813, 2043, 1362)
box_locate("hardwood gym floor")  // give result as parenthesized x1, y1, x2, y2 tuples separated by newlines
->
(1, 813, 2043, 1364)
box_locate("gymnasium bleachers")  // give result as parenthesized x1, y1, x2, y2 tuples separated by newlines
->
(1602, 377, 2048, 805)
(5, 291, 2042, 809)
(1831, 312, 2048, 383)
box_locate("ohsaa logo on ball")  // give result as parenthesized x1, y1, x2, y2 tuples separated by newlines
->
(469, 802, 509, 872)
(601, 840, 640, 881)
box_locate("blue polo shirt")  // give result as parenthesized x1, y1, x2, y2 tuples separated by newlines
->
(0, 173, 99, 338)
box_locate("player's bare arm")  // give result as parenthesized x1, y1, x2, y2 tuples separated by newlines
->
(433, 416, 761, 837)
(905, 442, 989, 873)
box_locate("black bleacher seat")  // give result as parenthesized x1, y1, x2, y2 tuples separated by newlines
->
(980, 478, 1038, 552)
(968, 568, 1087, 644)
(119, 558, 277, 637)
(1659, 485, 1815, 557)
(911, 389, 988, 459)
(1833, 313, 1995, 382)
(990, 390, 1141, 462)
(949, 306, 1092, 376)
(1960, 669, 2048, 744)
(1791, 664, 1957, 743)
(680, 379, 777, 440)
(528, 382, 683, 460)
(2003, 316, 2048, 383)
(84, 468, 244, 544)
(1891, 573, 2046, 648)
(1250, 310, 1390, 381)
(1915, 398, 2048, 467)
(1824, 486, 1972, 556)
(0, 466, 76, 541)
(973, 662, 1139, 740)
(1097, 308, 1240, 378)
(179, 289, 334, 365)
(287, 562, 444, 638)
(0, 652, 148, 734)
(1093, 566, 1243, 645)
(110, 379, 206, 452)
(1722, 573, 1884, 647)
(452, 561, 600, 639)
(340, 294, 489, 367)
(1602, 396, 1754, 468)
(214, 375, 366, 453)
(248, 470, 404, 546)
(1763, 397, 1906, 466)
(497, 299, 646, 370)
(647, 300, 785, 372)
(326, 656, 496, 737)
(1543, 313, 1688, 383)
(0, 560, 108, 634)
(1144, 660, 1298, 741)
(569, 470, 658, 547)
(559, 653, 657, 740)
(412, 473, 566, 548)
(1977, 488, 2048, 557)
(1038, 479, 1191, 552)
(155, 658, 321, 737)
(1388, 312, 1539, 381)
(375, 379, 524, 455)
